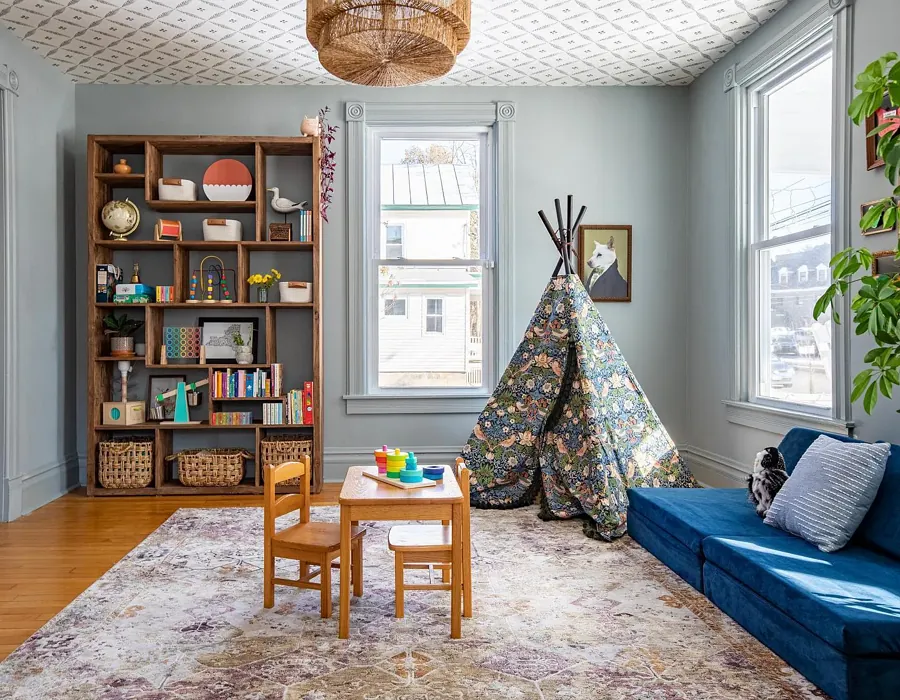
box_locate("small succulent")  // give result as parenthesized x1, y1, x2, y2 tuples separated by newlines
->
(102, 312, 144, 338)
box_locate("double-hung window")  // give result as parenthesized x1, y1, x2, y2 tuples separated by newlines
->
(730, 1, 852, 431)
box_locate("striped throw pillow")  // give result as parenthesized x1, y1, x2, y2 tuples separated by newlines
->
(764, 435, 889, 553)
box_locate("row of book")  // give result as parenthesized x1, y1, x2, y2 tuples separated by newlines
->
(286, 383, 314, 425)
(262, 402, 285, 425)
(211, 412, 253, 425)
(212, 364, 284, 398)
(296, 211, 312, 242)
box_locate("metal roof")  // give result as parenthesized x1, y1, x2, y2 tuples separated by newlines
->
(381, 164, 478, 208)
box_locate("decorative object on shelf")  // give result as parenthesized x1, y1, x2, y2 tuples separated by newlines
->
(96, 263, 122, 302)
(148, 374, 187, 421)
(268, 187, 308, 219)
(268, 222, 291, 241)
(202, 218, 242, 242)
(579, 224, 632, 303)
(320, 106, 338, 224)
(167, 448, 253, 487)
(135, 342, 146, 356)
(163, 326, 202, 361)
(301, 116, 321, 137)
(306, 0, 471, 87)
(199, 345, 207, 364)
(158, 178, 197, 201)
(199, 317, 259, 363)
(102, 198, 140, 240)
(279, 280, 311, 304)
(156, 378, 210, 425)
(98, 438, 153, 489)
(160, 346, 168, 365)
(248, 268, 281, 303)
(190, 255, 235, 304)
(861, 198, 899, 235)
(866, 92, 900, 170)
(103, 312, 144, 356)
(113, 159, 132, 175)
(131, 262, 141, 284)
(233, 329, 254, 365)
(155, 286, 174, 303)
(102, 401, 146, 426)
(114, 282, 153, 305)
(154, 218, 182, 241)
(203, 158, 253, 201)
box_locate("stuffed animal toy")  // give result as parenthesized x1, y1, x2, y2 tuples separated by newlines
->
(747, 447, 789, 518)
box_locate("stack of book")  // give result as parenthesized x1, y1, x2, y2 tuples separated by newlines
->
(211, 411, 253, 425)
(262, 402, 285, 425)
(298, 211, 312, 242)
(286, 382, 315, 425)
(213, 366, 283, 399)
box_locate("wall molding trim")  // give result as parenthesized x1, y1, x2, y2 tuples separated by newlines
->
(6, 454, 79, 521)
(723, 399, 853, 436)
(342, 393, 489, 414)
(322, 446, 461, 480)
(679, 445, 747, 487)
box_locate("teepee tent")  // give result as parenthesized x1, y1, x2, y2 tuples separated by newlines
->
(463, 197, 697, 540)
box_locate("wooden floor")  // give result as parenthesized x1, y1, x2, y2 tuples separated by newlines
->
(0, 484, 342, 661)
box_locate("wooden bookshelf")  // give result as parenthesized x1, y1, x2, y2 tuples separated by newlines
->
(87, 135, 323, 495)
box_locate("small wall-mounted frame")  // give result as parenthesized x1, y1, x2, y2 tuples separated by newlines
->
(579, 224, 632, 302)
(871, 250, 900, 278)
(861, 199, 898, 236)
(866, 93, 897, 170)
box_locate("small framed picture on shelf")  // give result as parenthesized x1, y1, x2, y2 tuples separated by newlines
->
(861, 199, 898, 235)
(148, 374, 186, 421)
(871, 250, 900, 278)
(199, 317, 259, 363)
(866, 92, 898, 170)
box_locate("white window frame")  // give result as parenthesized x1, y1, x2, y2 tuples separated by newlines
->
(724, 0, 854, 436)
(383, 222, 405, 259)
(0, 65, 16, 522)
(344, 102, 516, 414)
(797, 265, 809, 283)
(816, 263, 828, 282)
(424, 297, 445, 335)
(382, 296, 407, 318)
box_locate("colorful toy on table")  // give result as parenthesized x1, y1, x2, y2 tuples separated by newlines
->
(400, 452, 423, 483)
(374, 446, 390, 474)
(385, 449, 408, 479)
(422, 465, 445, 481)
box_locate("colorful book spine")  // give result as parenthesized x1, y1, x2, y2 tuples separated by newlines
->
(302, 381, 314, 425)
(211, 411, 252, 425)
(262, 402, 284, 425)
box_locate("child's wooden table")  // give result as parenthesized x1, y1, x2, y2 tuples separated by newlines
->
(338, 465, 463, 639)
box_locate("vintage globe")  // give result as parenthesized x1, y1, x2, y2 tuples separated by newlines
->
(102, 199, 140, 239)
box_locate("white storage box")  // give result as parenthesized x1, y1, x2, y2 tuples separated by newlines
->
(279, 281, 312, 304)
(158, 178, 197, 201)
(202, 218, 243, 242)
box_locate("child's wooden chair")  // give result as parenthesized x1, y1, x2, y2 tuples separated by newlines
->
(388, 457, 472, 621)
(264, 456, 365, 618)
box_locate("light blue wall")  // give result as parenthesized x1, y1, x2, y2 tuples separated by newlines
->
(685, 0, 900, 483)
(74, 85, 691, 480)
(0, 31, 77, 518)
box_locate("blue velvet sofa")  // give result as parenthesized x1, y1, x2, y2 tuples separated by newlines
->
(627, 427, 900, 700)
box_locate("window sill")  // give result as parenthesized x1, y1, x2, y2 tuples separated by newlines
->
(343, 393, 490, 415)
(723, 400, 853, 437)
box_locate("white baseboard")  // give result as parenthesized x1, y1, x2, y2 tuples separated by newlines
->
(5, 454, 79, 521)
(678, 444, 747, 488)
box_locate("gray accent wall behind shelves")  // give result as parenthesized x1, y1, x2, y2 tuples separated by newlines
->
(73, 85, 691, 482)
(0, 29, 77, 519)
(685, 0, 900, 485)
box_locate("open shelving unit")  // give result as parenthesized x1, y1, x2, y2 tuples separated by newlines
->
(87, 135, 323, 496)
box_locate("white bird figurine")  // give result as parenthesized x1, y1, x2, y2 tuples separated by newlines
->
(267, 187, 308, 215)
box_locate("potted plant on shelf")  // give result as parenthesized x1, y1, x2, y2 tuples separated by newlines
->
(248, 268, 281, 303)
(103, 312, 144, 357)
(816, 51, 900, 414)
(233, 329, 253, 365)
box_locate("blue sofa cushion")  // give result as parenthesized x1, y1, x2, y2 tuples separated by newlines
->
(704, 534, 900, 656)
(779, 428, 900, 560)
(627, 487, 790, 555)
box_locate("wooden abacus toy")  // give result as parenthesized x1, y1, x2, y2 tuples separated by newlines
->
(187, 255, 234, 304)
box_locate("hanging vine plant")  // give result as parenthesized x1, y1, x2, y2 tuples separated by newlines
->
(815, 52, 900, 413)
(319, 106, 338, 224)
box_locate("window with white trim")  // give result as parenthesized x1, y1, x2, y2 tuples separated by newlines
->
(743, 33, 836, 414)
(370, 130, 493, 392)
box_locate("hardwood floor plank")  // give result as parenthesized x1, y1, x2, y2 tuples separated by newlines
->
(0, 484, 341, 661)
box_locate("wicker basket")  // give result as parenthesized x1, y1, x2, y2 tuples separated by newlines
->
(167, 448, 253, 487)
(99, 438, 154, 489)
(260, 437, 312, 486)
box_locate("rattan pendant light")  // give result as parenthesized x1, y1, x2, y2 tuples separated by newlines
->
(307, 1, 471, 87)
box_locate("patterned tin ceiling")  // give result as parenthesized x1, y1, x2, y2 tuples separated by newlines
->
(0, 0, 788, 87)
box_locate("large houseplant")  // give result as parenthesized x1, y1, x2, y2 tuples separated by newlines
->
(815, 52, 900, 413)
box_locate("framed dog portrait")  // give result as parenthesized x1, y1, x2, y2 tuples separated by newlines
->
(579, 225, 632, 302)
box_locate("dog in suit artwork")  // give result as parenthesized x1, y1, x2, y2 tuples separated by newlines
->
(580, 226, 631, 302)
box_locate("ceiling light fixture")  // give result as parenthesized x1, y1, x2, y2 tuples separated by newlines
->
(307, 1, 471, 87)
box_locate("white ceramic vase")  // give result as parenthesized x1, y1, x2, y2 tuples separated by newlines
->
(235, 347, 253, 365)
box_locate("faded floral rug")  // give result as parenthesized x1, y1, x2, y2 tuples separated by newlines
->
(0, 506, 823, 699)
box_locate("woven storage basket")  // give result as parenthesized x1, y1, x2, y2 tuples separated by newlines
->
(167, 448, 253, 487)
(261, 437, 312, 486)
(99, 438, 154, 489)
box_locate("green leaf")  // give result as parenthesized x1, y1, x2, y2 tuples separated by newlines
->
(885, 206, 899, 230)
(865, 347, 885, 364)
(880, 375, 894, 399)
(861, 202, 888, 231)
(860, 249, 875, 268)
(864, 381, 879, 414)
(852, 372, 872, 402)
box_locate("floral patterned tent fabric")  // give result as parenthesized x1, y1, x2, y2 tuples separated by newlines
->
(463, 275, 697, 540)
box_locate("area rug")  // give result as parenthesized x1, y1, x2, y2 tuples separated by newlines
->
(0, 506, 824, 699)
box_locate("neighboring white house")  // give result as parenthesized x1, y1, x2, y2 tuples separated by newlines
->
(378, 163, 482, 388)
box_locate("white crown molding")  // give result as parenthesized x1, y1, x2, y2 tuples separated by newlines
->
(356, 102, 503, 127)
